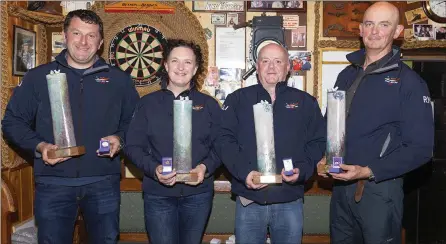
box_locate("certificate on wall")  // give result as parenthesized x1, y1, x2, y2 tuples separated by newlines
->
(215, 27, 245, 69)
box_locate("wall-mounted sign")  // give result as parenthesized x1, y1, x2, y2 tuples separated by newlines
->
(193, 1, 245, 12)
(105, 1, 175, 14)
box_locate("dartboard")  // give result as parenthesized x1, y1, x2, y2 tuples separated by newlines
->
(109, 24, 168, 87)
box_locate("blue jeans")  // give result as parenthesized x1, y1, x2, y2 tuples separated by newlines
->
(235, 197, 304, 244)
(34, 175, 120, 244)
(144, 191, 213, 244)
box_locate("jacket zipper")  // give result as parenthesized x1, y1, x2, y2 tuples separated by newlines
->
(77, 77, 84, 177)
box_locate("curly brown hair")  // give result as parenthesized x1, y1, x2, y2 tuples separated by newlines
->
(162, 39, 204, 84)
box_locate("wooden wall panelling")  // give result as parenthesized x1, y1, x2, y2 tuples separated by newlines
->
(2, 13, 43, 226)
(2, 165, 35, 226)
(1, 3, 55, 240)
(2, 178, 18, 244)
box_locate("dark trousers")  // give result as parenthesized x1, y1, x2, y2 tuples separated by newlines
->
(144, 191, 213, 244)
(35, 175, 121, 244)
(330, 178, 404, 244)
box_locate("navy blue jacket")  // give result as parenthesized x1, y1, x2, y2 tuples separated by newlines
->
(334, 47, 434, 182)
(2, 50, 140, 177)
(125, 81, 222, 197)
(216, 82, 326, 204)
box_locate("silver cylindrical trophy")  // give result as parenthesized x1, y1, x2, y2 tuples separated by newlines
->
(173, 96, 197, 182)
(46, 70, 85, 159)
(253, 100, 281, 184)
(326, 90, 346, 173)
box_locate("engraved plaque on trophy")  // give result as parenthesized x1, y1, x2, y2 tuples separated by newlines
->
(252, 100, 282, 184)
(173, 96, 198, 183)
(325, 90, 346, 173)
(46, 70, 86, 159)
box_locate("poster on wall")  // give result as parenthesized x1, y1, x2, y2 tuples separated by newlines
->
(12, 26, 36, 76)
(215, 27, 246, 69)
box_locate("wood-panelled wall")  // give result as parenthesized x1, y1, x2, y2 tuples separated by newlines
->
(1, 1, 43, 232)
(1, 165, 35, 226)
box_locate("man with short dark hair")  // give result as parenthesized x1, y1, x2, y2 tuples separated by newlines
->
(2, 10, 139, 244)
(317, 2, 433, 243)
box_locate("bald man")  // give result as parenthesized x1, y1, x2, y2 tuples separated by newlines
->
(317, 2, 433, 243)
(216, 43, 325, 244)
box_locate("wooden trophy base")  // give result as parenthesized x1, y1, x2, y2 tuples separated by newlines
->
(47, 146, 86, 159)
(253, 175, 282, 184)
(176, 173, 198, 183)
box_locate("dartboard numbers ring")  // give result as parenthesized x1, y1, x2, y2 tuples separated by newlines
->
(109, 24, 168, 87)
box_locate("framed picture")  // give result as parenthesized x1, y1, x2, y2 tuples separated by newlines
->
(227, 13, 240, 27)
(52, 32, 66, 55)
(247, 0, 306, 12)
(291, 26, 306, 48)
(193, 1, 245, 12)
(211, 13, 226, 25)
(13, 26, 36, 76)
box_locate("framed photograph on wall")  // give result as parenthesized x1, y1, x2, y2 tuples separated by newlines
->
(13, 26, 36, 76)
(52, 32, 66, 55)
(291, 26, 306, 48)
(211, 13, 227, 25)
(247, 0, 306, 12)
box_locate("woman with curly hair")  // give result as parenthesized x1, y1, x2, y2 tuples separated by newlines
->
(125, 39, 222, 244)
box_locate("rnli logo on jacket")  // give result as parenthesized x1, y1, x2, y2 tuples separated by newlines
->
(285, 102, 299, 109)
(192, 105, 204, 111)
(384, 76, 399, 85)
(95, 76, 109, 83)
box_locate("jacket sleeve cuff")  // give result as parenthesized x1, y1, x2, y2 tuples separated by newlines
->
(237, 166, 253, 183)
(32, 140, 45, 158)
(295, 161, 313, 183)
(297, 170, 307, 183)
(113, 133, 125, 149)
(148, 162, 159, 179)
(367, 164, 381, 182)
(202, 157, 221, 176)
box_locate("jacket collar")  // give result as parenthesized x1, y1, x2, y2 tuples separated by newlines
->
(55, 49, 109, 75)
(160, 76, 197, 99)
(346, 45, 401, 74)
(255, 80, 288, 103)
